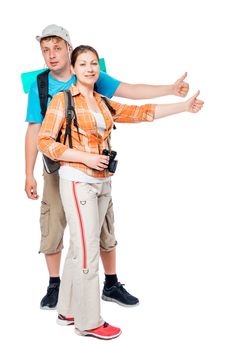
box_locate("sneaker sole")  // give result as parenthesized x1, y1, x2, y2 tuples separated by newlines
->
(75, 327, 122, 340)
(40, 305, 57, 310)
(57, 318, 74, 326)
(101, 294, 139, 307)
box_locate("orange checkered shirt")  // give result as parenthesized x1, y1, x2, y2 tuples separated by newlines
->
(38, 84, 155, 178)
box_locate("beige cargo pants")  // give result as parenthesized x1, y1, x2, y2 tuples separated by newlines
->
(39, 170, 117, 254)
(57, 179, 112, 331)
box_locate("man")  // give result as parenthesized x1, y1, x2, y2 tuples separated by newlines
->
(25, 24, 189, 312)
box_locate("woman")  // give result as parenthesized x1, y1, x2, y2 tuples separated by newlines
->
(38, 45, 203, 339)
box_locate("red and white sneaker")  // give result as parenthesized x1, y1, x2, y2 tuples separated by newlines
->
(75, 322, 121, 339)
(57, 314, 74, 326)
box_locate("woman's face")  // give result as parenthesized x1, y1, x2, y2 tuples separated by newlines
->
(72, 50, 100, 87)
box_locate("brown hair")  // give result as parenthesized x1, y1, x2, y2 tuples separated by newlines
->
(71, 45, 99, 67)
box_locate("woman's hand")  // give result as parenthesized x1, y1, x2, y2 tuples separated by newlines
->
(154, 90, 204, 119)
(83, 153, 109, 171)
(185, 90, 204, 113)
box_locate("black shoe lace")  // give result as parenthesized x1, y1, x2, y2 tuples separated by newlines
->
(103, 322, 109, 328)
(47, 283, 59, 296)
(115, 282, 128, 294)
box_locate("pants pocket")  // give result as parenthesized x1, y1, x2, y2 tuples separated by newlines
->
(40, 202, 50, 237)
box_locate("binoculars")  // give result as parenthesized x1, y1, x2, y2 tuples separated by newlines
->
(102, 149, 118, 173)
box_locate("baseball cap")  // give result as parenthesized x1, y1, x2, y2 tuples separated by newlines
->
(36, 24, 72, 47)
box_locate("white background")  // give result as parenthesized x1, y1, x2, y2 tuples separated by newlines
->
(0, 0, 233, 349)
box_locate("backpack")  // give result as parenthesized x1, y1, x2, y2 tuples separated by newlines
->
(37, 70, 78, 173)
(37, 69, 116, 174)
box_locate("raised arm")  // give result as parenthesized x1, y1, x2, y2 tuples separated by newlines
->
(107, 90, 203, 123)
(155, 91, 203, 119)
(114, 72, 189, 99)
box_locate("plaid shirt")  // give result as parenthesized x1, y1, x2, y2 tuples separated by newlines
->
(38, 84, 155, 178)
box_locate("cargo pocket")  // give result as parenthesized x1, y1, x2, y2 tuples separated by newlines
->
(40, 202, 50, 237)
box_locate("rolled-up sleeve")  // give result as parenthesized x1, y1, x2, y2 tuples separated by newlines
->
(107, 99, 156, 123)
(38, 93, 68, 160)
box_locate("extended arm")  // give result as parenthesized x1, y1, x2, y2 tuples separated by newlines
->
(108, 90, 203, 123)
(155, 91, 204, 119)
(114, 73, 189, 99)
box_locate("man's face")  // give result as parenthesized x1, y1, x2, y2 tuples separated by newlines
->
(72, 50, 100, 87)
(40, 38, 70, 72)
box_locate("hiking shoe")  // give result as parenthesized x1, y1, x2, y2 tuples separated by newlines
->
(57, 314, 74, 326)
(40, 282, 60, 310)
(102, 282, 139, 307)
(75, 322, 121, 339)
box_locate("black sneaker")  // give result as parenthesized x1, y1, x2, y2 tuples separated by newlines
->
(40, 282, 60, 310)
(102, 282, 139, 307)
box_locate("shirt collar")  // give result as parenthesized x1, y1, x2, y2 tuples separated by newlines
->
(70, 84, 101, 101)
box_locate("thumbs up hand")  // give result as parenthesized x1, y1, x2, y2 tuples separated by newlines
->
(185, 90, 204, 113)
(173, 72, 189, 97)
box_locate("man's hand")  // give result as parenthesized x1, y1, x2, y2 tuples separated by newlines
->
(25, 175, 39, 200)
(173, 72, 189, 97)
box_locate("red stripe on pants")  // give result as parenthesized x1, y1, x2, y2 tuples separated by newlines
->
(72, 182, 87, 270)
